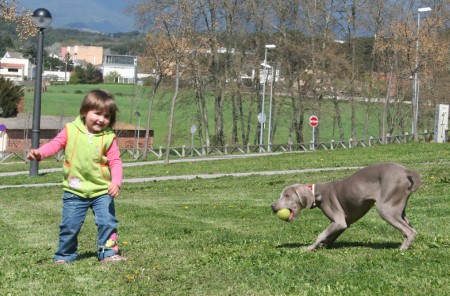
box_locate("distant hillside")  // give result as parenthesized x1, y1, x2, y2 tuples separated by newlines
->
(18, 0, 136, 34)
(45, 28, 145, 56)
(0, 26, 146, 58)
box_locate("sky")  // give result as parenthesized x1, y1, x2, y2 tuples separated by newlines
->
(17, 0, 137, 33)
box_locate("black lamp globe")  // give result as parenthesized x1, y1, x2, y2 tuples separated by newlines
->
(31, 8, 52, 29)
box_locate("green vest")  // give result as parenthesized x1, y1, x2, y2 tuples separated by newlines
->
(62, 116, 116, 198)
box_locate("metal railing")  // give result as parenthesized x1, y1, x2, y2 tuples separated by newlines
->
(123, 130, 448, 161)
(1, 130, 448, 163)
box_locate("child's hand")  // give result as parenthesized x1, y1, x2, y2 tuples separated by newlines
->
(108, 183, 120, 198)
(27, 149, 42, 161)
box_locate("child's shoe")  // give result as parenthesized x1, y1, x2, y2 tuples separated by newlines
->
(100, 254, 128, 262)
(105, 233, 120, 253)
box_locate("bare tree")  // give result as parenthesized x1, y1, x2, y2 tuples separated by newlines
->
(129, 0, 449, 149)
(134, 1, 197, 163)
(141, 33, 166, 159)
(0, 0, 36, 40)
(375, 1, 448, 140)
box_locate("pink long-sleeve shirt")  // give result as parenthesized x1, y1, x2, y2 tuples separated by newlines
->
(38, 128, 123, 187)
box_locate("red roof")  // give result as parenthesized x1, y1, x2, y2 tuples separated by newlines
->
(1, 63, 24, 68)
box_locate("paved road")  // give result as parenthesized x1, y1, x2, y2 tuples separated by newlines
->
(2, 152, 449, 190)
(0, 166, 361, 190)
(0, 153, 281, 177)
(0, 153, 363, 189)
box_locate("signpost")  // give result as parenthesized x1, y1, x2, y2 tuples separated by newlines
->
(0, 124, 6, 158)
(434, 104, 449, 143)
(190, 124, 197, 156)
(309, 115, 319, 150)
(257, 113, 266, 152)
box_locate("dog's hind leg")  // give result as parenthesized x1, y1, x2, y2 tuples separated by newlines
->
(377, 178, 418, 250)
(376, 205, 417, 250)
(402, 208, 414, 227)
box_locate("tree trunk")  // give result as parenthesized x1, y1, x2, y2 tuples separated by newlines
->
(333, 96, 345, 141)
(241, 90, 255, 146)
(213, 90, 225, 146)
(143, 75, 162, 159)
(164, 60, 180, 164)
(231, 92, 239, 144)
(194, 85, 205, 149)
(349, 1, 357, 140)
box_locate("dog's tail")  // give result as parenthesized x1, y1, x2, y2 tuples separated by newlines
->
(406, 169, 421, 192)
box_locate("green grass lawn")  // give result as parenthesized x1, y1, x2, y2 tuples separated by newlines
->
(0, 144, 449, 295)
(22, 83, 423, 148)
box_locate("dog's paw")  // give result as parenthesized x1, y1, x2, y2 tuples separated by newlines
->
(304, 246, 316, 252)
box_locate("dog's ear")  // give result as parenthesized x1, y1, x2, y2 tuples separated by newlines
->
(293, 185, 315, 209)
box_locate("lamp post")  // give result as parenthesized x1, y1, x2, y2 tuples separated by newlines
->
(134, 111, 141, 159)
(267, 66, 276, 152)
(29, 8, 52, 176)
(258, 44, 276, 152)
(412, 7, 431, 142)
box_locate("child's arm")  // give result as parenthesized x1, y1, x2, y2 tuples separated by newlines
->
(26, 128, 67, 161)
(106, 138, 123, 198)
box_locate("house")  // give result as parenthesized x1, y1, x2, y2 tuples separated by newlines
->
(103, 54, 137, 84)
(62, 46, 103, 66)
(0, 52, 33, 82)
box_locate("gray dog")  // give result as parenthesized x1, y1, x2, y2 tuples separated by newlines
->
(271, 163, 421, 251)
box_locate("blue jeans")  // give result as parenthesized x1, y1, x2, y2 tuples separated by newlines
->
(54, 191, 119, 262)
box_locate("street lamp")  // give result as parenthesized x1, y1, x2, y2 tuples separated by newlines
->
(267, 65, 276, 152)
(259, 44, 276, 152)
(29, 8, 52, 176)
(134, 111, 141, 159)
(412, 6, 431, 142)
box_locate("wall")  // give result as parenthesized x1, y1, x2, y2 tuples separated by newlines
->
(3, 129, 153, 152)
(62, 46, 104, 65)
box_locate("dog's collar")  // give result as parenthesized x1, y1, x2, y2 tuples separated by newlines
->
(307, 183, 317, 208)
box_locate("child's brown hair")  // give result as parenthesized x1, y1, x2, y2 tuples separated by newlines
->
(79, 89, 119, 127)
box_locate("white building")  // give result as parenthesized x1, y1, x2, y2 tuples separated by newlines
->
(103, 54, 137, 84)
(43, 70, 71, 82)
(259, 64, 280, 83)
(0, 52, 33, 82)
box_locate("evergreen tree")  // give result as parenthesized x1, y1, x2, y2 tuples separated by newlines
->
(0, 77, 23, 117)
(69, 64, 103, 84)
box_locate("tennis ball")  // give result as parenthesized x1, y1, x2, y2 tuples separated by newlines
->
(276, 208, 291, 221)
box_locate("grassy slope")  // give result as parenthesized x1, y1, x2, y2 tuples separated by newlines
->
(0, 144, 449, 295)
(22, 84, 420, 148)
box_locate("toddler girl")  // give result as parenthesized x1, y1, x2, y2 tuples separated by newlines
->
(27, 89, 127, 263)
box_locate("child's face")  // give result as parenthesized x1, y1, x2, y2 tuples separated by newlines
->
(83, 109, 111, 133)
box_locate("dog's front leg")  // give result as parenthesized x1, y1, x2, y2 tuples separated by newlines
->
(305, 221, 347, 252)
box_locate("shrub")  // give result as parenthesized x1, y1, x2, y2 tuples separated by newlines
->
(69, 64, 103, 84)
(0, 77, 24, 117)
(104, 71, 121, 83)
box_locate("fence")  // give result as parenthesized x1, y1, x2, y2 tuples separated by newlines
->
(1, 130, 447, 163)
(124, 130, 448, 161)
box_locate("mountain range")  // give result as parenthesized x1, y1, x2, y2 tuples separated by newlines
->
(18, 0, 137, 34)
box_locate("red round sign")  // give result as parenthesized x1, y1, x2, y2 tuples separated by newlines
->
(309, 115, 319, 127)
